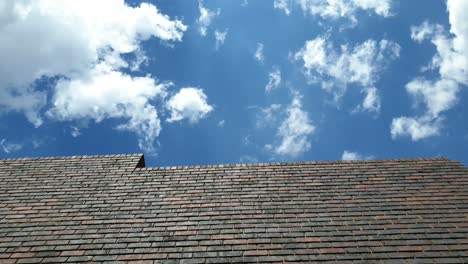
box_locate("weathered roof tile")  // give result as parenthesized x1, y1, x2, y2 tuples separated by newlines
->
(0, 154, 467, 263)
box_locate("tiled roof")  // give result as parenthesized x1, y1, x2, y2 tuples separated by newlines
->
(0, 154, 467, 263)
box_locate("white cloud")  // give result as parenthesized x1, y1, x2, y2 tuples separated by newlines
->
(294, 37, 399, 111)
(0, 136, 44, 153)
(256, 104, 282, 128)
(410, 21, 441, 43)
(410, 23, 467, 85)
(446, 0, 468, 84)
(0, 88, 46, 127)
(48, 63, 170, 153)
(265, 67, 282, 93)
(241, 0, 249, 7)
(296, 0, 392, 24)
(274, 0, 392, 24)
(166, 87, 213, 123)
(0, 139, 23, 154)
(71, 126, 81, 138)
(214, 29, 228, 49)
(391, 116, 441, 141)
(243, 134, 252, 146)
(31, 138, 44, 149)
(239, 155, 258, 163)
(341, 151, 359, 161)
(217, 120, 225, 127)
(274, 0, 291, 15)
(270, 94, 315, 157)
(360, 87, 381, 113)
(295, 37, 328, 73)
(406, 79, 459, 118)
(130, 49, 149, 72)
(353, 0, 392, 16)
(341, 150, 373, 161)
(0, 0, 186, 100)
(0, 0, 188, 152)
(254, 43, 265, 63)
(391, 0, 468, 141)
(197, 1, 219, 36)
(295, 38, 400, 88)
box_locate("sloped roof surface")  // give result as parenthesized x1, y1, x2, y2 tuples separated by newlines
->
(0, 154, 467, 263)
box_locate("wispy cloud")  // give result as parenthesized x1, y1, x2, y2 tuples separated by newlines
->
(239, 155, 258, 163)
(215, 29, 228, 50)
(254, 43, 265, 63)
(0, 139, 23, 154)
(197, 1, 220, 36)
(274, 0, 291, 15)
(276, 0, 392, 26)
(265, 67, 282, 93)
(256, 104, 282, 128)
(341, 150, 373, 161)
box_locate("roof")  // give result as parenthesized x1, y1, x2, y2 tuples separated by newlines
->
(0, 154, 467, 263)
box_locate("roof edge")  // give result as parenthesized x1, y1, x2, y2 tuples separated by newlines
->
(0, 153, 144, 161)
(1, 155, 464, 171)
(139, 157, 464, 171)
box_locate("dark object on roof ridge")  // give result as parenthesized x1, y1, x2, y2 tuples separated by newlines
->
(135, 154, 145, 168)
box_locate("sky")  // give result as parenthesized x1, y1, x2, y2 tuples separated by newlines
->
(0, 0, 467, 167)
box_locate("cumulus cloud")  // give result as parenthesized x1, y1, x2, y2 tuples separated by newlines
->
(294, 37, 399, 112)
(166, 88, 213, 123)
(214, 29, 228, 49)
(391, 116, 441, 141)
(265, 67, 282, 93)
(254, 43, 265, 63)
(0, 0, 194, 152)
(391, 0, 468, 141)
(406, 79, 460, 118)
(341, 150, 373, 161)
(274, 0, 392, 25)
(197, 1, 219, 36)
(269, 94, 315, 157)
(47, 63, 171, 152)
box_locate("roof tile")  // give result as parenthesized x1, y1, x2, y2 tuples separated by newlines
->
(0, 154, 467, 263)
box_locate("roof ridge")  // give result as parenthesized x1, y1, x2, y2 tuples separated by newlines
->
(139, 157, 454, 171)
(0, 153, 144, 161)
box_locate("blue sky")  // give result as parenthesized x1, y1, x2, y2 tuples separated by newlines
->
(0, 0, 467, 167)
